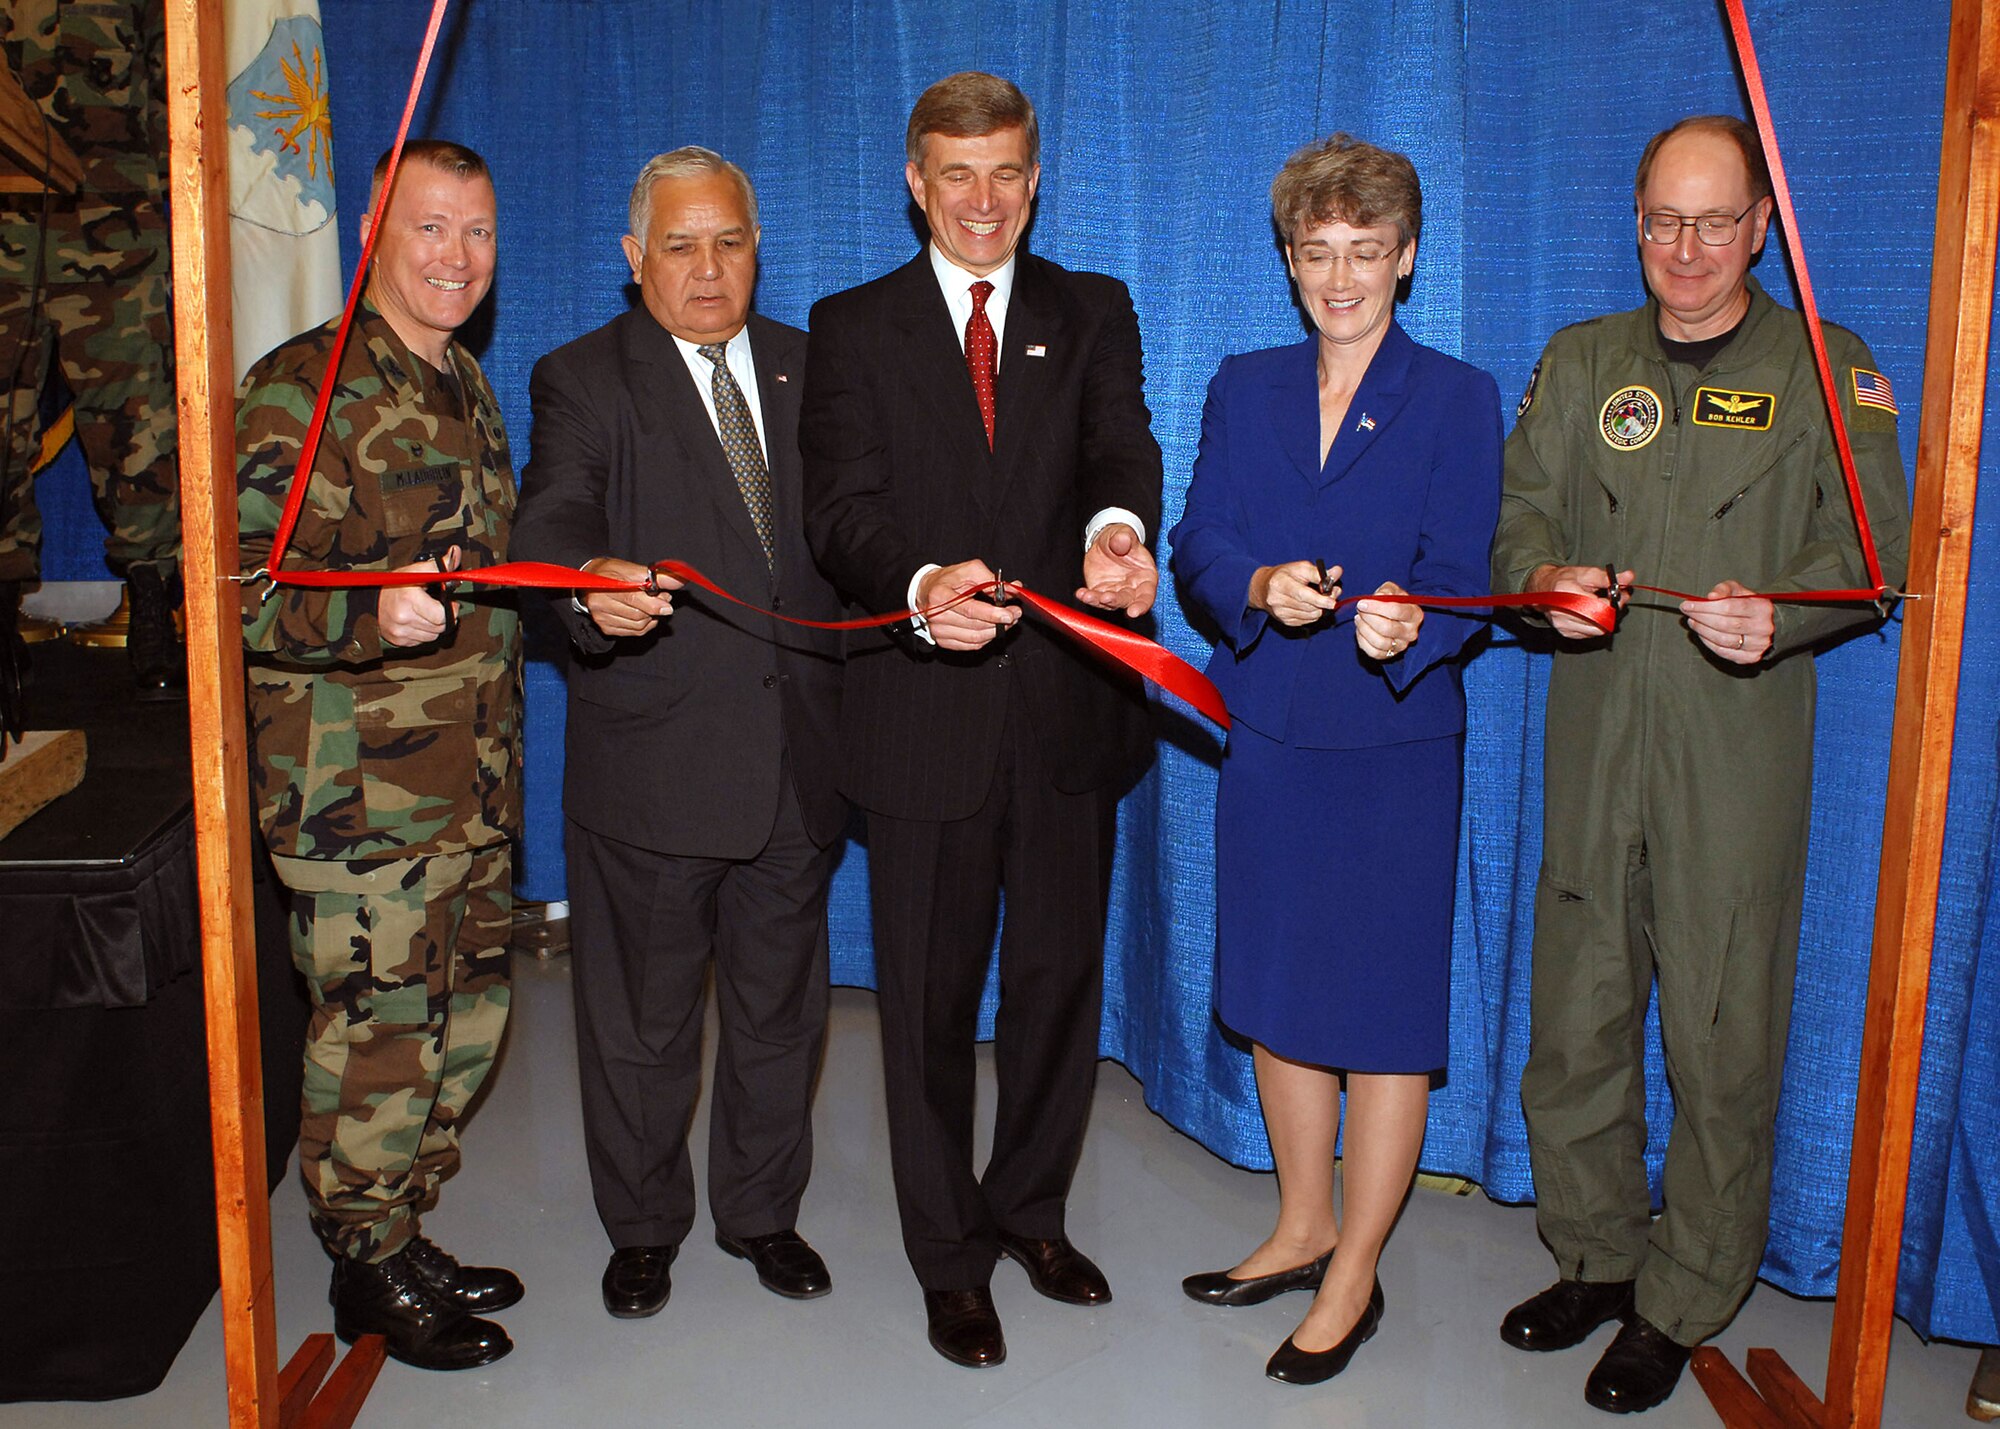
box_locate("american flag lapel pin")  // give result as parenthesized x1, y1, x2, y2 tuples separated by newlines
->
(775, 372, 789, 383)
(1025, 344, 1047, 358)
(1358, 412, 1375, 431)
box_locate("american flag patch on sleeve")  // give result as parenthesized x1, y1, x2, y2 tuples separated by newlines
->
(1852, 368, 1898, 414)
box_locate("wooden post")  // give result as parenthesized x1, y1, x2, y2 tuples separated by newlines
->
(1822, 0, 1998, 1418)
(162, 1, 280, 1424)
(165, 7, 386, 1424)
(1692, 0, 1998, 1423)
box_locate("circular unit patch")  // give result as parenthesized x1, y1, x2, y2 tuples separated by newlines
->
(1599, 385, 1662, 451)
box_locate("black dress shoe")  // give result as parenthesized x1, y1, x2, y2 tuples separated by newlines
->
(602, 1244, 676, 1319)
(716, 1229, 831, 1299)
(1182, 1247, 1334, 1307)
(1265, 1277, 1385, 1385)
(1501, 1277, 1635, 1351)
(923, 1287, 1006, 1368)
(1585, 1315, 1691, 1413)
(994, 1231, 1111, 1305)
(329, 1250, 512, 1371)
(403, 1235, 524, 1312)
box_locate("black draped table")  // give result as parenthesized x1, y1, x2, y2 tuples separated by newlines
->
(0, 642, 306, 1402)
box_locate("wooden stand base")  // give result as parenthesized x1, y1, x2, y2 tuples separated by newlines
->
(277, 1334, 386, 1429)
(0, 727, 85, 839)
(1692, 1347, 1827, 1428)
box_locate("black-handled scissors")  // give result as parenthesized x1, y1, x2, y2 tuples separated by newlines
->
(428, 552, 457, 641)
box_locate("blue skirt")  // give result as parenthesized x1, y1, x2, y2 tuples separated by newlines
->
(1213, 723, 1463, 1074)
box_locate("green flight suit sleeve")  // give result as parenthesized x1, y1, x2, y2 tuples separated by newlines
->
(1762, 331, 1911, 658)
(1492, 346, 1574, 602)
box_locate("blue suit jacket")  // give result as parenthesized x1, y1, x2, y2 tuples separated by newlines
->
(1168, 323, 1502, 748)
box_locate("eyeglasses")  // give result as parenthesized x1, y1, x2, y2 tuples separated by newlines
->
(1292, 243, 1401, 276)
(1640, 204, 1757, 246)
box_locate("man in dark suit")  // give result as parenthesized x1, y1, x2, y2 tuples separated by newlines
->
(512, 147, 845, 1321)
(800, 72, 1162, 1369)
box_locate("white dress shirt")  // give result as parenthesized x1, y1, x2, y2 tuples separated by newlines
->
(673, 323, 768, 457)
(907, 245, 1146, 640)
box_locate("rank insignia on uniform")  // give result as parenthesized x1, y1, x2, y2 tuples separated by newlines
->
(1517, 360, 1541, 419)
(1599, 385, 1662, 451)
(1692, 387, 1775, 430)
(1852, 368, 1898, 414)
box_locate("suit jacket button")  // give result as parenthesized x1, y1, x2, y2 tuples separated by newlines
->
(763, 673, 778, 688)
(771, 596, 785, 610)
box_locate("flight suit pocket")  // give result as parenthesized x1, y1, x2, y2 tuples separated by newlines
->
(1528, 866, 1622, 1029)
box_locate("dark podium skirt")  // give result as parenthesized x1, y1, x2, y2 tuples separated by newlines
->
(1213, 723, 1463, 1075)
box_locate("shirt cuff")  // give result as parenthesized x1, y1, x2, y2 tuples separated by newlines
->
(573, 556, 614, 617)
(1084, 507, 1147, 551)
(907, 563, 941, 645)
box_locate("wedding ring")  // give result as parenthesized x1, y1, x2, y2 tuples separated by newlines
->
(1737, 633, 1746, 650)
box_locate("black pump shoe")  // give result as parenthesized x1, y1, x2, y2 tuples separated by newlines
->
(330, 1250, 512, 1371)
(1265, 1278, 1384, 1385)
(1183, 1246, 1334, 1307)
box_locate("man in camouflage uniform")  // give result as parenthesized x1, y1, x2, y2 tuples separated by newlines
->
(237, 141, 522, 1372)
(0, 0, 183, 695)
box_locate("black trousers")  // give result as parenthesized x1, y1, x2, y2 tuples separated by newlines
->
(865, 692, 1118, 1289)
(566, 771, 836, 1250)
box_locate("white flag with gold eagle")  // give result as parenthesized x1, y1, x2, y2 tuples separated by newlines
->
(225, 0, 340, 382)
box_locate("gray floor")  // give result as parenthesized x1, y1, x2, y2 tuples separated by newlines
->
(8, 955, 1978, 1427)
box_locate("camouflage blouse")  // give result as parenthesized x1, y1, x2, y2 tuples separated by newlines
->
(0, 0, 169, 286)
(237, 304, 521, 862)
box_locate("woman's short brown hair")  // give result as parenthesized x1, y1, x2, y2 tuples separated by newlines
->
(906, 72, 1039, 169)
(1270, 133, 1422, 249)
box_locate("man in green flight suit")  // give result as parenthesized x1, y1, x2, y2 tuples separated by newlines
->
(0, 0, 184, 695)
(1490, 115, 1911, 1415)
(237, 141, 523, 1372)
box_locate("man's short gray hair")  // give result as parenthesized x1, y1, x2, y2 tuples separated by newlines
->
(627, 147, 759, 248)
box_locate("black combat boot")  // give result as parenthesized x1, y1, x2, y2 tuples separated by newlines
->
(402, 1235, 525, 1313)
(329, 1248, 513, 1371)
(126, 564, 185, 700)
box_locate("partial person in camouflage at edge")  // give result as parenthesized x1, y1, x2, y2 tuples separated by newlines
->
(0, 0, 185, 695)
(236, 140, 524, 1372)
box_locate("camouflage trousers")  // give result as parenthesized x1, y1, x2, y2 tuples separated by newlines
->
(273, 843, 513, 1264)
(0, 270, 181, 581)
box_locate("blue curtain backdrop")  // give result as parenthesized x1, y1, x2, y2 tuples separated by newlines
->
(39, 0, 1993, 1342)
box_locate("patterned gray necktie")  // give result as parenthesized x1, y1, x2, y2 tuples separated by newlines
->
(698, 343, 774, 566)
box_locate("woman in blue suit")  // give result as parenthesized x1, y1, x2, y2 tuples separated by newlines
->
(1169, 135, 1501, 1386)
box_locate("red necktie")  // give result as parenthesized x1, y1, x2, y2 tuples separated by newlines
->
(966, 279, 996, 449)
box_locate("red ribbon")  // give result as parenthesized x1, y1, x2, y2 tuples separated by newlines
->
(280, 556, 1234, 728)
(267, 0, 451, 569)
(1722, 0, 1889, 597)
